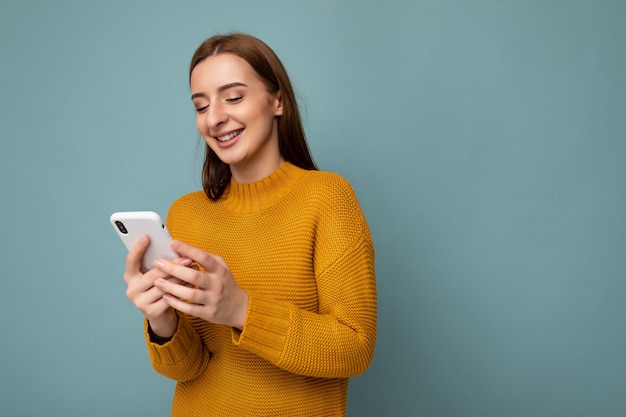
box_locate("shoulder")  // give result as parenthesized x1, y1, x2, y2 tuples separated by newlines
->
(302, 171, 373, 267)
(166, 190, 210, 225)
(299, 169, 359, 202)
(169, 190, 209, 212)
(296, 169, 366, 226)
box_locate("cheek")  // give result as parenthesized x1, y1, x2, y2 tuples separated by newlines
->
(203, 135, 221, 155)
(245, 104, 276, 129)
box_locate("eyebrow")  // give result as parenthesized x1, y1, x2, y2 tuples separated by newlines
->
(191, 82, 248, 100)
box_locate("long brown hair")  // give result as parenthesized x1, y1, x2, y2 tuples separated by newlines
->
(189, 33, 317, 201)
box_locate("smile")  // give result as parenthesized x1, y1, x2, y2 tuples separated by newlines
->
(215, 129, 243, 142)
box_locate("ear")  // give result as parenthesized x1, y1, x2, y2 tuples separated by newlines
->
(273, 90, 283, 116)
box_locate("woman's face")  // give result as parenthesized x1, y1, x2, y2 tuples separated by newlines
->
(190, 53, 283, 183)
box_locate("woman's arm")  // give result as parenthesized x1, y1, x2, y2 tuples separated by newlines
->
(144, 312, 212, 382)
(233, 179, 377, 378)
(123, 234, 211, 382)
(233, 226, 377, 378)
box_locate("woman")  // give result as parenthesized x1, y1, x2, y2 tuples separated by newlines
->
(124, 33, 377, 416)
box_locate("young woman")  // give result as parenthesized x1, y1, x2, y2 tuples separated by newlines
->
(123, 33, 377, 416)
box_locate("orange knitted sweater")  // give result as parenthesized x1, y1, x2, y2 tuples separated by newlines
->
(144, 162, 377, 416)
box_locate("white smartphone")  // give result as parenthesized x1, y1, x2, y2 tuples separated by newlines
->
(110, 211, 179, 272)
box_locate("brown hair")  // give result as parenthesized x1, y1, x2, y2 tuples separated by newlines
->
(189, 33, 317, 201)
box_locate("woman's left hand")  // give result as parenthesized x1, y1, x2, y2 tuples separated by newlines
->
(153, 240, 249, 330)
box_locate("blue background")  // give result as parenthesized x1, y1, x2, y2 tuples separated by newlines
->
(1, 1, 625, 416)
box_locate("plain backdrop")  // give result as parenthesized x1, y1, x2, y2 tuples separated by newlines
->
(1, 1, 625, 416)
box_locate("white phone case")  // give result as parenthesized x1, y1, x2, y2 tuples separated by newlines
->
(110, 211, 179, 272)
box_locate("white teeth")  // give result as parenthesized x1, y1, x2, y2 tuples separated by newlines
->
(216, 130, 241, 142)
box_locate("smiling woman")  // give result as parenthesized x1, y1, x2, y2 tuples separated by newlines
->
(120, 33, 377, 417)
(190, 33, 317, 201)
(190, 54, 284, 183)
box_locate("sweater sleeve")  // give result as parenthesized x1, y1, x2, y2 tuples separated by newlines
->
(232, 178, 377, 378)
(144, 312, 211, 382)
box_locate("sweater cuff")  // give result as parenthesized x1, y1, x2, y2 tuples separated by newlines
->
(232, 294, 291, 363)
(145, 314, 197, 365)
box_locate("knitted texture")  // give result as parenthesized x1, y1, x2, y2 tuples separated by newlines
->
(145, 162, 377, 416)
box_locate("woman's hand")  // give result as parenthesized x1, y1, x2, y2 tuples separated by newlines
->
(153, 240, 249, 330)
(123, 235, 192, 338)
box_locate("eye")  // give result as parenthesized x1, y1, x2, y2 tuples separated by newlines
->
(226, 96, 243, 104)
(195, 104, 209, 113)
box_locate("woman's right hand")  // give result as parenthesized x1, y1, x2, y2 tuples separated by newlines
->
(123, 235, 191, 338)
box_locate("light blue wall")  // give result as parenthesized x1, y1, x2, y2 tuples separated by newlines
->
(1, 1, 625, 416)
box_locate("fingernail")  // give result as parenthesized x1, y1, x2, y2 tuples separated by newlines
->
(154, 260, 165, 268)
(181, 258, 192, 266)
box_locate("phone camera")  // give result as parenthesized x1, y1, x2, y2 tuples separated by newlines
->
(115, 221, 128, 234)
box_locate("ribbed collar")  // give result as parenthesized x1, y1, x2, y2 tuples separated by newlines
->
(221, 162, 308, 214)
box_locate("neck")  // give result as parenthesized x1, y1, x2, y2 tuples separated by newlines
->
(223, 161, 307, 213)
(230, 155, 286, 184)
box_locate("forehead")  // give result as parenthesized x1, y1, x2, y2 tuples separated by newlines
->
(190, 53, 260, 91)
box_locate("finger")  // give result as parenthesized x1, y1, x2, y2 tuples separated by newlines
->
(170, 241, 224, 271)
(124, 235, 150, 280)
(129, 274, 188, 307)
(155, 256, 206, 286)
(155, 278, 205, 305)
(143, 256, 193, 281)
(161, 293, 204, 317)
(131, 284, 167, 307)
(126, 257, 193, 296)
(142, 295, 173, 318)
(166, 276, 196, 288)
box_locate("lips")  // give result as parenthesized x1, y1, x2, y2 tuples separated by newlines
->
(215, 129, 243, 142)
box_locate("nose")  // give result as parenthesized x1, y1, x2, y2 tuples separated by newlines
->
(205, 101, 227, 130)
